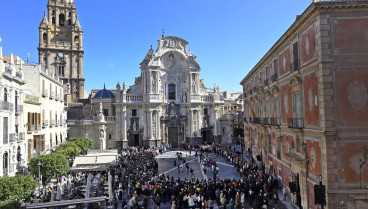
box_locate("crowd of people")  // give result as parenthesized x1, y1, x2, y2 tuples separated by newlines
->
(30, 144, 283, 209)
(114, 144, 281, 209)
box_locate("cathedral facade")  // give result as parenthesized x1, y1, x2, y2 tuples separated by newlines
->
(68, 36, 228, 149)
(38, 0, 85, 104)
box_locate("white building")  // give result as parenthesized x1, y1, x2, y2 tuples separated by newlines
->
(0, 48, 26, 177)
(23, 64, 67, 160)
(68, 36, 231, 149)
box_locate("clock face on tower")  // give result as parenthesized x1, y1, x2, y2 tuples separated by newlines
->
(58, 52, 64, 58)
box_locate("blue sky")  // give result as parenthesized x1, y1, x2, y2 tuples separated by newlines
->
(0, 0, 312, 94)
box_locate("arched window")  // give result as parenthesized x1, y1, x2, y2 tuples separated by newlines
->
(4, 88, 8, 101)
(74, 36, 79, 43)
(43, 33, 47, 42)
(168, 84, 176, 100)
(52, 17, 56, 25)
(132, 109, 137, 117)
(59, 14, 65, 26)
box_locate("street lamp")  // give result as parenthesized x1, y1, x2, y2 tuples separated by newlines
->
(37, 161, 42, 198)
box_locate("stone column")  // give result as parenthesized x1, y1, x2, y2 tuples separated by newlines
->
(122, 107, 128, 148)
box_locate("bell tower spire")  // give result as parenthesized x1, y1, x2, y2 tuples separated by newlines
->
(39, 0, 85, 104)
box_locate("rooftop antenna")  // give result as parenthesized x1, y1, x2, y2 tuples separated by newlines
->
(26, 52, 31, 63)
(162, 29, 165, 38)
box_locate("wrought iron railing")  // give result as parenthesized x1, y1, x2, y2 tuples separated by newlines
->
(1, 101, 12, 111)
(16, 71, 22, 79)
(43, 120, 49, 128)
(270, 118, 280, 126)
(42, 90, 48, 98)
(287, 118, 304, 129)
(28, 124, 35, 132)
(9, 133, 16, 143)
(271, 73, 278, 83)
(18, 132, 25, 141)
(50, 92, 55, 100)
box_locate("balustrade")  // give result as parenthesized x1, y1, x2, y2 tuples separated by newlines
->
(287, 118, 304, 129)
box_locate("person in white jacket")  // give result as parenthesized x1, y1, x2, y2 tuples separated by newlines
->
(184, 194, 195, 209)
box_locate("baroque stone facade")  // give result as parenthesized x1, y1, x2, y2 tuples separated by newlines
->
(68, 36, 229, 149)
(241, 1, 368, 208)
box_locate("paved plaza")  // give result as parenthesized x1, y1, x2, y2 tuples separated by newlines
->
(154, 149, 295, 209)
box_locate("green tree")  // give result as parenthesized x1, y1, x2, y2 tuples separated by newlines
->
(67, 137, 93, 151)
(55, 142, 82, 159)
(29, 153, 70, 179)
(0, 200, 21, 209)
(0, 175, 37, 201)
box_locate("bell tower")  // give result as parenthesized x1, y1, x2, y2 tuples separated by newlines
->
(38, 0, 84, 104)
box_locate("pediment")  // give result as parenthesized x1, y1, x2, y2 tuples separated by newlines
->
(289, 76, 303, 87)
(271, 86, 280, 94)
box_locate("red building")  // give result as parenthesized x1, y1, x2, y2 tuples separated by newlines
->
(240, 1, 368, 208)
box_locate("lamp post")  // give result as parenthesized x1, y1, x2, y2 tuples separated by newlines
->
(37, 161, 42, 198)
(317, 174, 325, 209)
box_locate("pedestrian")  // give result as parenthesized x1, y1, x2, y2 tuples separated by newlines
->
(282, 186, 287, 201)
(274, 191, 279, 206)
(235, 192, 240, 208)
(155, 193, 162, 209)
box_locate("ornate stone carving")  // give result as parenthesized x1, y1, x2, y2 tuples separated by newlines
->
(152, 113, 157, 139)
(165, 54, 175, 69)
(348, 81, 367, 111)
(284, 93, 289, 114)
(308, 88, 313, 111)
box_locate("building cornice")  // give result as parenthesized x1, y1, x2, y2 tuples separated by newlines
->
(240, 0, 368, 85)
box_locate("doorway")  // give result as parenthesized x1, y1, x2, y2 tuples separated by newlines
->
(133, 134, 139, 146)
(168, 127, 179, 148)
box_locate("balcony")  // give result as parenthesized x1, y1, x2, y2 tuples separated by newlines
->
(42, 90, 48, 98)
(270, 118, 280, 126)
(28, 124, 35, 132)
(271, 73, 278, 83)
(18, 132, 25, 141)
(36, 124, 42, 130)
(9, 133, 16, 143)
(105, 116, 116, 122)
(251, 117, 260, 124)
(16, 71, 22, 80)
(264, 79, 269, 86)
(0, 101, 13, 111)
(50, 92, 55, 100)
(287, 118, 304, 129)
(56, 95, 60, 101)
(3, 133, 8, 145)
(51, 120, 55, 127)
(15, 105, 23, 115)
(43, 120, 49, 128)
(277, 151, 281, 159)
(264, 117, 271, 125)
(5, 67, 12, 75)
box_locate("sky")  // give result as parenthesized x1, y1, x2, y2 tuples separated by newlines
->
(0, 0, 312, 94)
